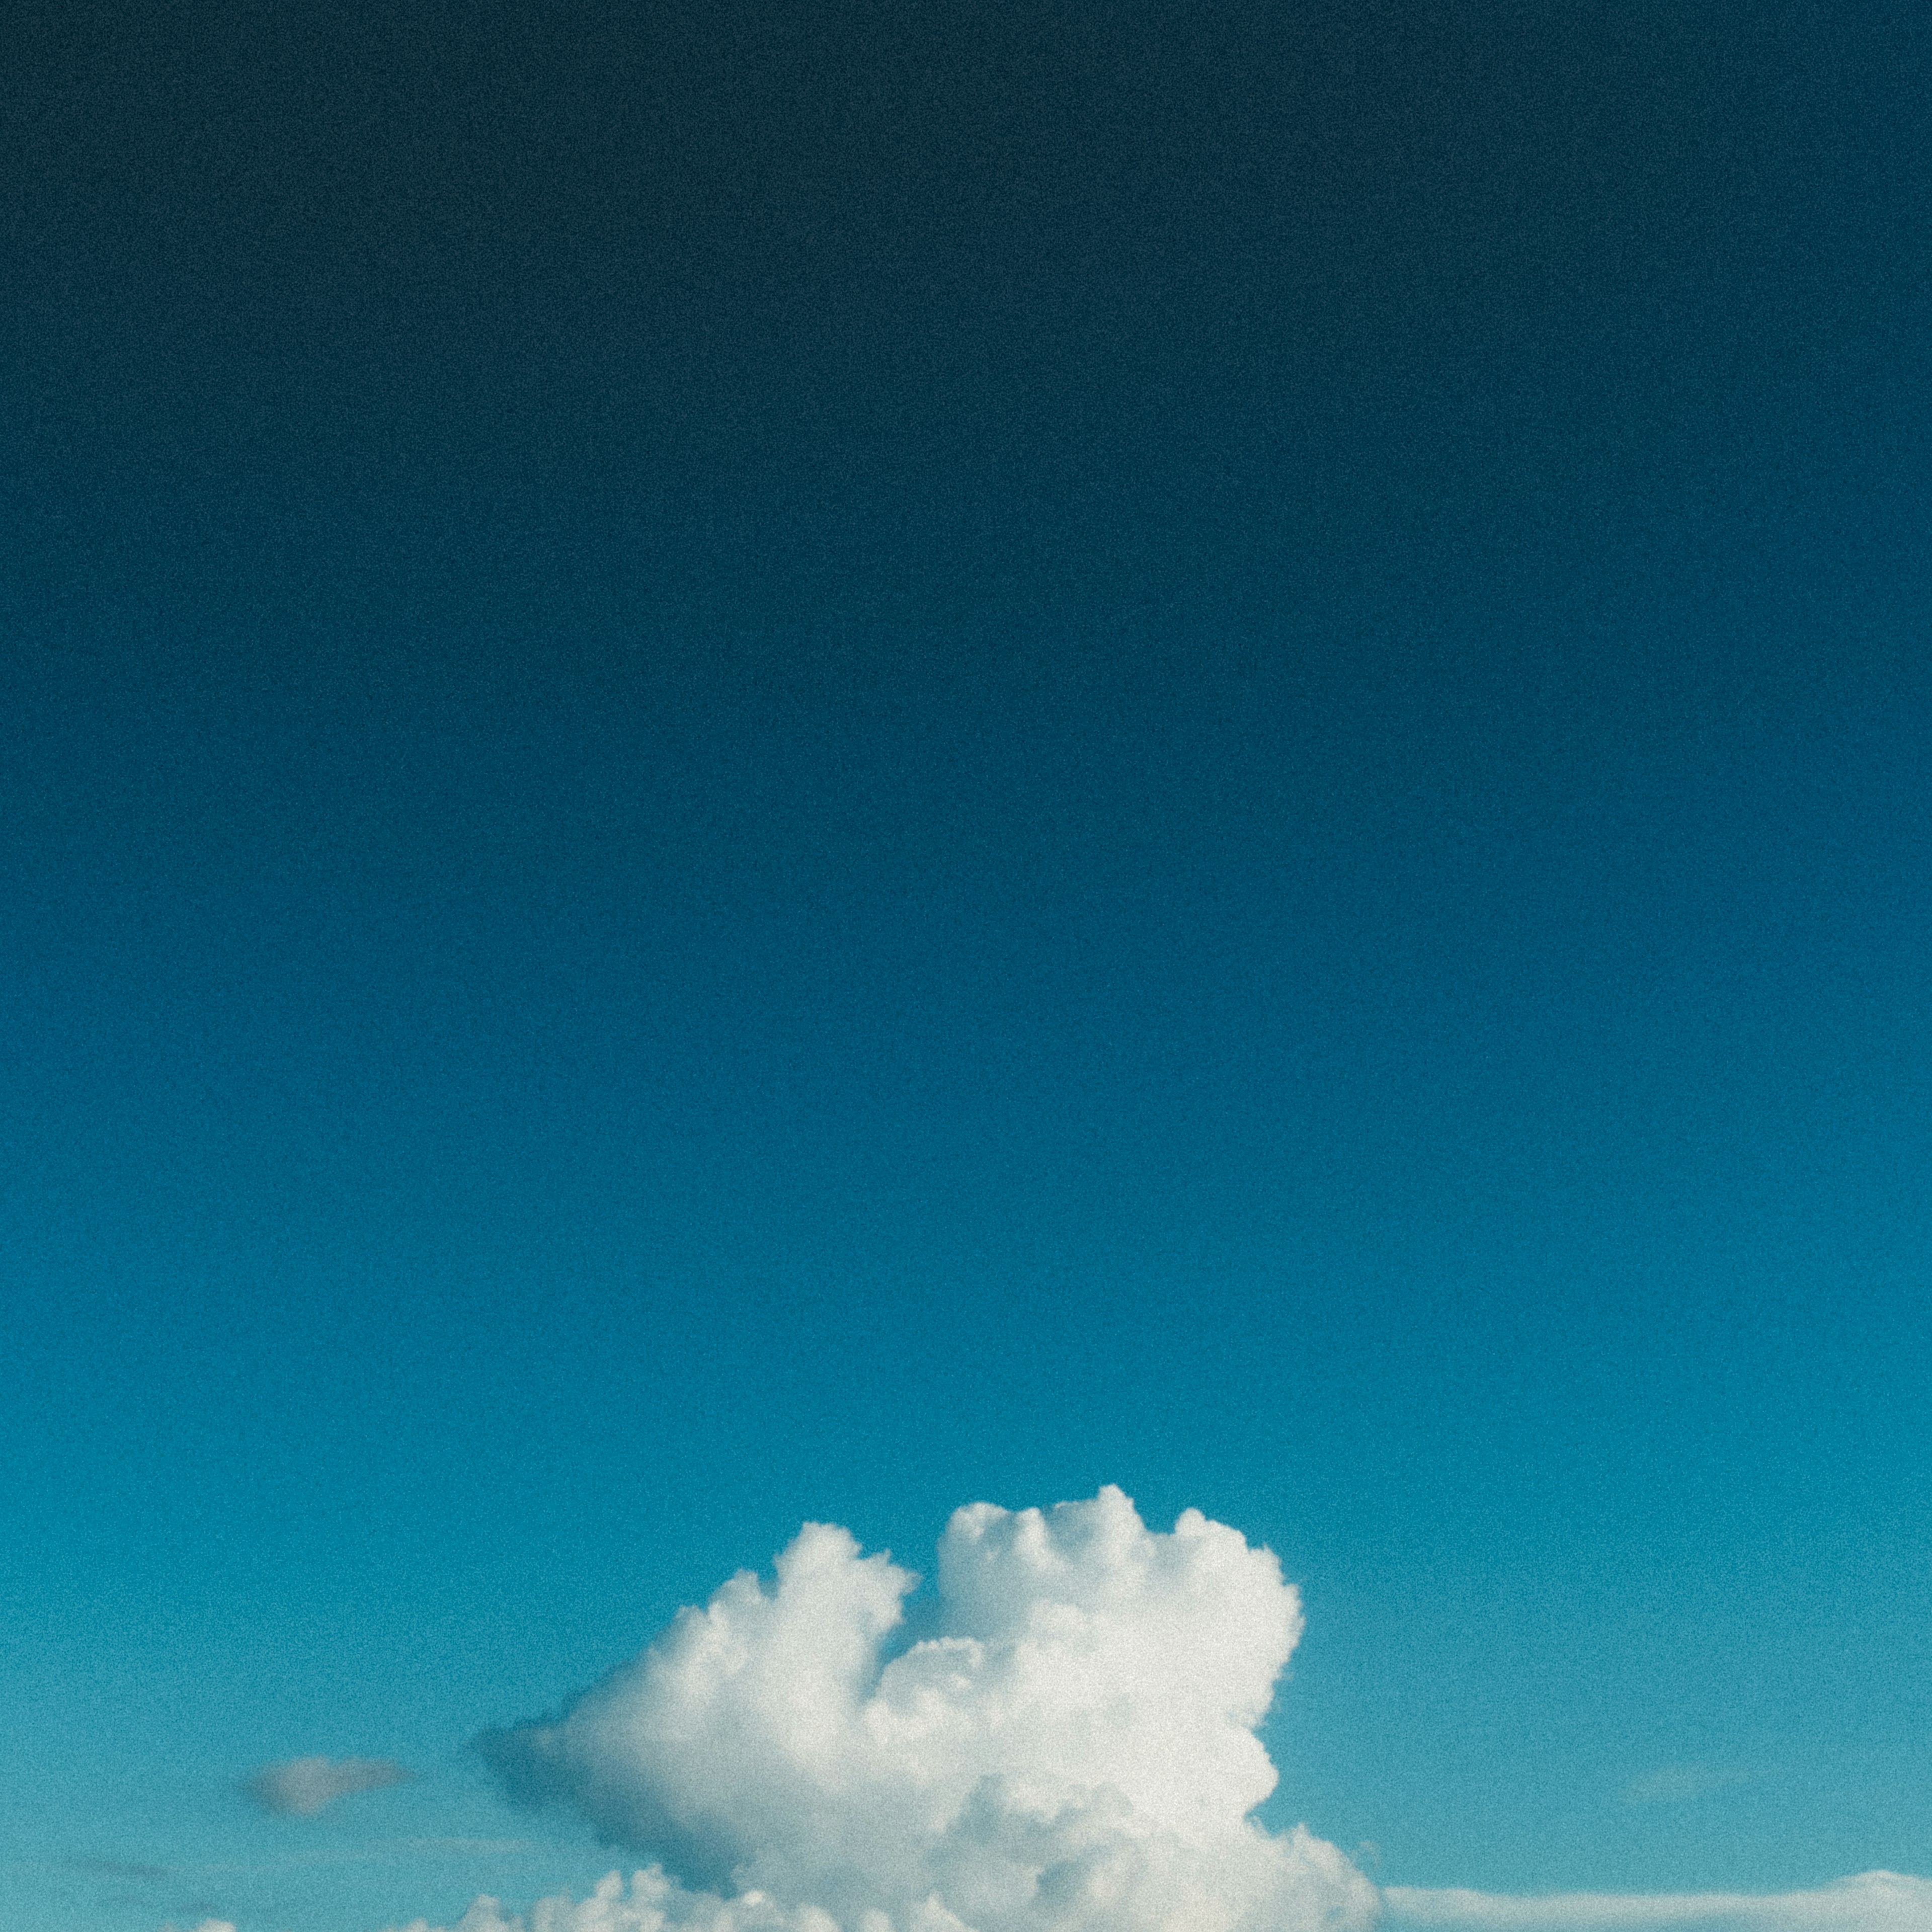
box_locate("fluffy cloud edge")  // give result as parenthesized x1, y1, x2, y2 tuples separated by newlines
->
(474, 1487, 1357, 1932)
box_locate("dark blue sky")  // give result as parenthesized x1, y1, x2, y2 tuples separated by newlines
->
(3, 5, 1930, 1929)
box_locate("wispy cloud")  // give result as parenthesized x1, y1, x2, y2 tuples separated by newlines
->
(243, 1754, 412, 1817)
(391, 1839, 537, 1859)
(61, 1857, 173, 1881)
(1622, 1766, 1759, 1806)
(1383, 1872, 1932, 1930)
(119, 1838, 546, 1888)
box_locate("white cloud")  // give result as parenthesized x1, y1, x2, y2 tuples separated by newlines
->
(366, 1485, 1931, 1932)
(1382, 1872, 1932, 1930)
(244, 1753, 412, 1816)
(471, 1487, 1377, 1932)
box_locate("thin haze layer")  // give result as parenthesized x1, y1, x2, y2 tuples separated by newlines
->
(1383, 1871, 1932, 1929)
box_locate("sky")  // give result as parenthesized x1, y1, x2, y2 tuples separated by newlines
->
(2, 2, 1929, 1928)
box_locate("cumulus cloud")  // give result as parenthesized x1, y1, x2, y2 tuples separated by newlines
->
(244, 1753, 412, 1816)
(1382, 1872, 1932, 1930)
(369, 1486, 1929, 1932)
(473, 1486, 1376, 1932)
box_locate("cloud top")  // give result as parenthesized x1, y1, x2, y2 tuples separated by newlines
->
(478, 1486, 1375, 1932)
(244, 1753, 412, 1817)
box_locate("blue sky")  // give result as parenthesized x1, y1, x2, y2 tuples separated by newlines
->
(3, 3, 1929, 1929)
